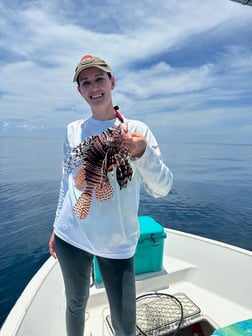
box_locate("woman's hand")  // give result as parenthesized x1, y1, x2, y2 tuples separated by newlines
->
(49, 231, 57, 259)
(122, 132, 147, 159)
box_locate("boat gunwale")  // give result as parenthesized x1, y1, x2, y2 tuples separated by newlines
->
(0, 257, 58, 335)
(165, 228, 252, 256)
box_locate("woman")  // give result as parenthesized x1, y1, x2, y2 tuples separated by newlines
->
(49, 55, 173, 336)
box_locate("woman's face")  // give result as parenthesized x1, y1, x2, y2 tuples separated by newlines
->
(77, 67, 115, 113)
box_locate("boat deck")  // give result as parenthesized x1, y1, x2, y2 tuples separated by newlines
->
(88, 254, 251, 335)
(1, 228, 252, 336)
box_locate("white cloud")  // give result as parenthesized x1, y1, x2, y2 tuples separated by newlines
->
(0, 0, 252, 143)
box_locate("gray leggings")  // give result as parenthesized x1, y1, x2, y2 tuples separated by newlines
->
(55, 235, 136, 336)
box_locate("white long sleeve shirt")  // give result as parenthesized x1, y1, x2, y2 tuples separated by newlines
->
(53, 115, 173, 259)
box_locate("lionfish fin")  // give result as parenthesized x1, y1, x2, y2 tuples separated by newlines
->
(116, 164, 133, 189)
(74, 166, 86, 190)
(95, 180, 114, 200)
(73, 192, 92, 219)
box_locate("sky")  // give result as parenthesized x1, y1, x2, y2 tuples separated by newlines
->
(0, 0, 252, 144)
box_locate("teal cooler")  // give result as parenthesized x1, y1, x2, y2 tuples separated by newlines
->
(135, 216, 167, 275)
(93, 216, 167, 282)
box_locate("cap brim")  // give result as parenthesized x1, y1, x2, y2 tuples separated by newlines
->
(73, 64, 112, 82)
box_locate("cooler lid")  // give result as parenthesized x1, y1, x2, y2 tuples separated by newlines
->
(138, 216, 167, 242)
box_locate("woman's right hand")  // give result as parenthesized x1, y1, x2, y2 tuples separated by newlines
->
(49, 231, 57, 259)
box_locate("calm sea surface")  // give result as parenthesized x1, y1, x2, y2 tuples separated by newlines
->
(0, 136, 252, 326)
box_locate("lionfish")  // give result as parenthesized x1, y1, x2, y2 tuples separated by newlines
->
(64, 124, 133, 219)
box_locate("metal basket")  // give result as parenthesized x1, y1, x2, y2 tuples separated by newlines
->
(136, 293, 201, 336)
(105, 292, 201, 336)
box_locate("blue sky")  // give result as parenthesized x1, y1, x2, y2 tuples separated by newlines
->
(0, 0, 252, 144)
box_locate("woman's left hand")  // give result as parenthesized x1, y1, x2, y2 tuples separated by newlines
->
(49, 232, 57, 259)
(122, 133, 147, 159)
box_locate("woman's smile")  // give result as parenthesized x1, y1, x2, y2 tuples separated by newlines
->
(90, 93, 104, 99)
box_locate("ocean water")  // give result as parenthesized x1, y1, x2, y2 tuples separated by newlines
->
(0, 136, 252, 326)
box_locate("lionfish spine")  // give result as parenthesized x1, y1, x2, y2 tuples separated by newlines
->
(63, 135, 95, 174)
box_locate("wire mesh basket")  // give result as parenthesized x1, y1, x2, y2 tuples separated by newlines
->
(136, 292, 201, 336)
(105, 292, 201, 336)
